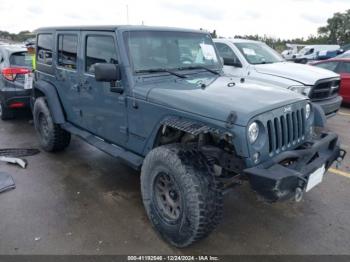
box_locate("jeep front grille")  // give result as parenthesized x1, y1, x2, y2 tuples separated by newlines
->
(267, 108, 306, 154)
(310, 79, 340, 100)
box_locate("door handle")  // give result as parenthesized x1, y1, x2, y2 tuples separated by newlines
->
(82, 80, 92, 91)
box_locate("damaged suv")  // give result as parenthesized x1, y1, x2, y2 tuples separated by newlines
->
(32, 26, 345, 247)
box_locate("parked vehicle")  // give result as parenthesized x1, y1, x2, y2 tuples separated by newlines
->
(281, 43, 306, 61)
(0, 45, 33, 120)
(316, 49, 344, 60)
(293, 45, 340, 63)
(214, 38, 342, 117)
(311, 58, 350, 104)
(32, 26, 345, 247)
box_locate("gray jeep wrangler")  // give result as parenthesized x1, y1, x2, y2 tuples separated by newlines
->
(32, 26, 345, 247)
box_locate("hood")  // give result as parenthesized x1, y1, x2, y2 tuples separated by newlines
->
(138, 75, 306, 126)
(254, 62, 339, 85)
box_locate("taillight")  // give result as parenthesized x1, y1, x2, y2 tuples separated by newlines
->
(1, 67, 31, 81)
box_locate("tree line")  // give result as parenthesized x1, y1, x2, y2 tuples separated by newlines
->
(0, 30, 34, 43)
(210, 9, 350, 52)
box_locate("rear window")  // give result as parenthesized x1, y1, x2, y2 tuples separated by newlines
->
(314, 61, 338, 72)
(9, 51, 32, 68)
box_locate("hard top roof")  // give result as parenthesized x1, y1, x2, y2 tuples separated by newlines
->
(35, 25, 206, 34)
(214, 38, 263, 44)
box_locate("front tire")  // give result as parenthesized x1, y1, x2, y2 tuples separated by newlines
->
(141, 144, 223, 247)
(33, 97, 71, 152)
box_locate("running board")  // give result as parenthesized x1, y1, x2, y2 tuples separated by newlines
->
(61, 123, 143, 169)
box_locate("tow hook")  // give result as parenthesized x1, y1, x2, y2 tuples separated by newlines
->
(336, 149, 346, 169)
(294, 187, 304, 202)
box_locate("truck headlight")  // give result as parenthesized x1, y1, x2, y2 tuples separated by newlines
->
(288, 85, 311, 96)
(248, 122, 259, 144)
(305, 103, 311, 119)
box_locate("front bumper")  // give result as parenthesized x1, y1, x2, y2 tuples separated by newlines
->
(244, 132, 346, 202)
(313, 95, 342, 118)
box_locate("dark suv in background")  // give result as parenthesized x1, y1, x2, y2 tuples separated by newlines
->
(0, 45, 32, 120)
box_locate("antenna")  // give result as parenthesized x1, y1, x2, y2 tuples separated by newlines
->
(126, 5, 129, 24)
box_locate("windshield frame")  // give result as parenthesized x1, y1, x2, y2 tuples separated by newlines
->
(123, 30, 223, 75)
(234, 41, 284, 65)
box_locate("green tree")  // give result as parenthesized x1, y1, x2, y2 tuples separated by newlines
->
(318, 9, 350, 45)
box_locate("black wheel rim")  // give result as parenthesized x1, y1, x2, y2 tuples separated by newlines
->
(38, 113, 50, 141)
(154, 172, 182, 221)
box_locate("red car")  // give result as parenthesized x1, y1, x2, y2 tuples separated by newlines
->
(311, 58, 350, 104)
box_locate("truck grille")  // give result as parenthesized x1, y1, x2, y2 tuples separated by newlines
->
(267, 108, 306, 154)
(310, 79, 340, 100)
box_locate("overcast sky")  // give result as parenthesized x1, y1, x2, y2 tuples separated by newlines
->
(0, 0, 349, 39)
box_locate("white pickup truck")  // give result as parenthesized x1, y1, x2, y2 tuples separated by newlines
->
(214, 38, 342, 117)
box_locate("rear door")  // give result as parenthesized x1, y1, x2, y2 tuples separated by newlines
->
(54, 32, 82, 126)
(79, 31, 127, 146)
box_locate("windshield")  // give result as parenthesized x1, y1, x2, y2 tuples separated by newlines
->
(124, 31, 221, 72)
(299, 47, 314, 55)
(9, 51, 32, 68)
(234, 42, 283, 64)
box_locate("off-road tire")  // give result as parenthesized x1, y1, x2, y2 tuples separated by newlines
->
(141, 144, 223, 247)
(33, 97, 71, 152)
(0, 101, 14, 120)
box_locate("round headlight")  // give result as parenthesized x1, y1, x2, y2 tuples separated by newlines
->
(305, 103, 311, 119)
(248, 122, 259, 144)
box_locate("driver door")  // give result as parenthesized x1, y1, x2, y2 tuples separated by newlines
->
(79, 31, 127, 146)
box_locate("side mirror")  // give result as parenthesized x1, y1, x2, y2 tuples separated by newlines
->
(223, 57, 242, 68)
(94, 63, 121, 82)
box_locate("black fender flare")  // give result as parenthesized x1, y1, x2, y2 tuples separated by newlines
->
(312, 103, 326, 128)
(33, 80, 66, 124)
(159, 116, 222, 136)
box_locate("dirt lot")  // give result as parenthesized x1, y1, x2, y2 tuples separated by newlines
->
(0, 107, 349, 255)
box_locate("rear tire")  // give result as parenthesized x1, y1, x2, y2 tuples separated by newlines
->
(141, 144, 223, 247)
(0, 101, 14, 120)
(33, 97, 71, 152)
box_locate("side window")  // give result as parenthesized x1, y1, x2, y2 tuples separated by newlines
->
(305, 48, 314, 55)
(337, 62, 350, 73)
(58, 34, 78, 70)
(85, 35, 118, 73)
(215, 42, 239, 61)
(314, 61, 338, 72)
(37, 34, 53, 65)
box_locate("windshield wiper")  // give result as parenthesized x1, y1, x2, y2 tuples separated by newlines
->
(177, 65, 220, 75)
(135, 68, 187, 78)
